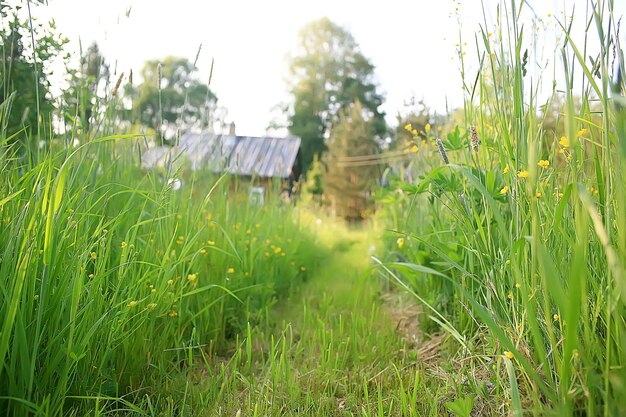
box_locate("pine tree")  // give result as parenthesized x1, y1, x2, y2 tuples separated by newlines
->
(325, 101, 380, 221)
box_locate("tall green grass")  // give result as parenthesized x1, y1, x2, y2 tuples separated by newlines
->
(378, 0, 626, 415)
(0, 127, 321, 416)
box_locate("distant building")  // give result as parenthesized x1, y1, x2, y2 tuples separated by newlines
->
(141, 131, 302, 181)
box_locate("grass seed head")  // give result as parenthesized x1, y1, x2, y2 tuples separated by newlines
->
(435, 138, 449, 164)
(470, 125, 480, 151)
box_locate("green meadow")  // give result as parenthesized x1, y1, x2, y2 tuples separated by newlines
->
(2, 0, 626, 416)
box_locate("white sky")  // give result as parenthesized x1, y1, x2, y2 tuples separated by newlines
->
(30, 0, 626, 136)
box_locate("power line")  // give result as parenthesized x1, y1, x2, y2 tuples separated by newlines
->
(333, 149, 410, 162)
(334, 154, 415, 167)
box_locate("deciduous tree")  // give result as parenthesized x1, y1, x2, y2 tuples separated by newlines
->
(287, 17, 385, 174)
(125, 56, 217, 142)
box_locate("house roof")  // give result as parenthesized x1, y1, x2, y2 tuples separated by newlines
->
(141, 132, 301, 178)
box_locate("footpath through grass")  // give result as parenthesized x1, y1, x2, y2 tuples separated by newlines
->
(163, 220, 423, 416)
(168, 218, 489, 417)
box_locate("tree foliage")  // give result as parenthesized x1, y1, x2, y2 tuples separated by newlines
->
(0, 2, 68, 143)
(287, 17, 385, 173)
(325, 101, 380, 221)
(125, 56, 217, 142)
(62, 42, 109, 132)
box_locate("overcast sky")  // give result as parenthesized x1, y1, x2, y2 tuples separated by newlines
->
(32, 0, 625, 136)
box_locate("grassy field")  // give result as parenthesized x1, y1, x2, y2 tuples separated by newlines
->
(1, 0, 626, 416)
(0, 136, 325, 415)
(376, 1, 626, 415)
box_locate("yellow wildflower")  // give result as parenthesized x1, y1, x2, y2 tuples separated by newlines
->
(559, 136, 569, 147)
(425, 123, 431, 132)
(504, 351, 514, 359)
(300, 266, 306, 272)
(88, 273, 95, 279)
(507, 292, 514, 300)
(517, 170, 529, 179)
(411, 145, 419, 153)
(396, 237, 405, 249)
(411, 129, 418, 136)
(121, 241, 127, 249)
(128, 300, 137, 308)
(187, 273, 197, 282)
(537, 160, 550, 168)
(535, 192, 542, 199)
(200, 249, 208, 255)
(553, 314, 560, 322)
(577, 128, 588, 137)
(207, 240, 215, 246)
(503, 165, 510, 174)
(167, 279, 174, 285)
(169, 310, 178, 317)
(404, 123, 412, 131)
(90, 252, 97, 260)
(500, 186, 509, 195)
(515, 283, 521, 288)
(274, 247, 282, 254)
(227, 267, 235, 274)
